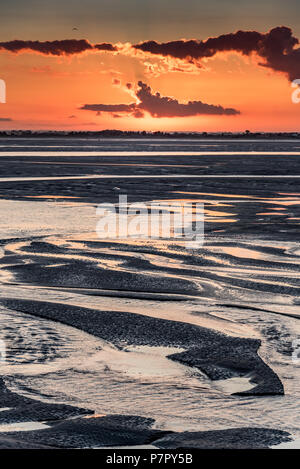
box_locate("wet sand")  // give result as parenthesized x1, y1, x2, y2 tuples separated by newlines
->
(0, 138, 299, 448)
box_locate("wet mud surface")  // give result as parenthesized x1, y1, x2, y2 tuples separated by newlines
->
(0, 138, 299, 448)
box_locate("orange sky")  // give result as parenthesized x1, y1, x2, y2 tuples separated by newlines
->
(0, 49, 298, 132)
(0, 0, 300, 131)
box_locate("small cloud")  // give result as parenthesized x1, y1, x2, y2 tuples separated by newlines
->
(81, 103, 136, 113)
(0, 117, 13, 121)
(132, 109, 144, 118)
(80, 81, 239, 118)
(94, 43, 117, 52)
(31, 66, 52, 73)
(0, 39, 94, 56)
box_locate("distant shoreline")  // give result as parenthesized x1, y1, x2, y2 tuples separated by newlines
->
(0, 130, 300, 139)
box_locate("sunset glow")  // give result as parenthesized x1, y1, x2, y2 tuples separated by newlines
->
(0, 0, 300, 132)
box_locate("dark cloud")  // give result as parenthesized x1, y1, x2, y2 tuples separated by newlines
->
(81, 103, 136, 113)
(0, 39, 94, 56)
(136, 81, 238, 117)
(0, 117, 12, 121)
(80, 81, 239, 118)
(94, 43, 117, 52)
(134, 32, 262, 59)
(0, 39, 116, 56)
(134, 26, 300, 81)
(132, 109, 144, 118)
(258, 27, 300, 81)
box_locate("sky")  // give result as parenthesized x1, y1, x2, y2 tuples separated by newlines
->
(0, 0, 300, 131)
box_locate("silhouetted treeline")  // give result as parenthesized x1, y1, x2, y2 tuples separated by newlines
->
(0, 130, 299, 139)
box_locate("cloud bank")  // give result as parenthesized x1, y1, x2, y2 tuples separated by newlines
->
(1, 27, 299, 81)
(133, 26, 300, 81)
(0, 39, 116, 56)
(80, 81, 239, 118)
